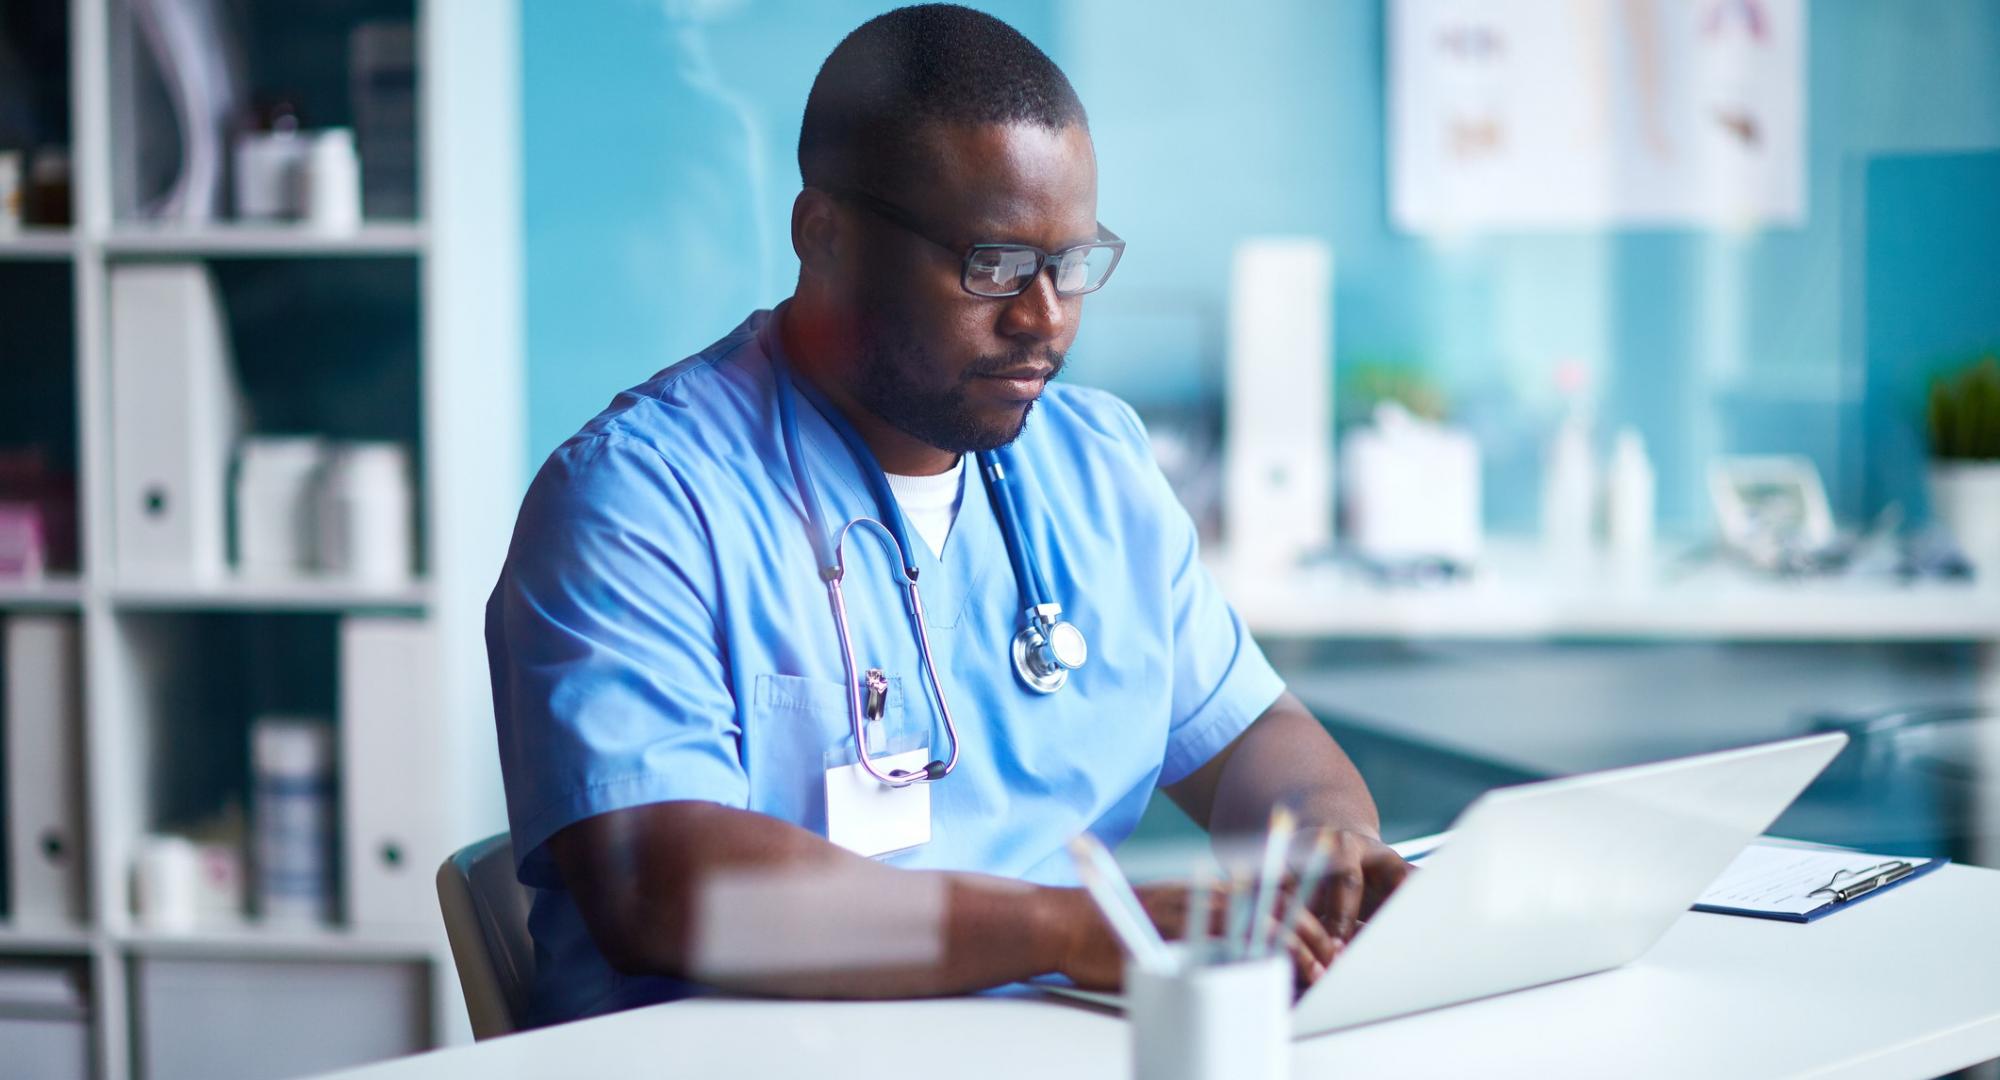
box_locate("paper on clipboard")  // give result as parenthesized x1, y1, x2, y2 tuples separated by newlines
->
(1695, 844, 1939, 918)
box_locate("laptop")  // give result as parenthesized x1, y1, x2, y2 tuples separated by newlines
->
(1058, 732, 1849, 1036)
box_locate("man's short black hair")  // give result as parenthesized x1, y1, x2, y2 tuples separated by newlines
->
(799, 4, 1087, 197)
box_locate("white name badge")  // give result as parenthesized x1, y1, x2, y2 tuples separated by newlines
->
(824, 747, 932, 859)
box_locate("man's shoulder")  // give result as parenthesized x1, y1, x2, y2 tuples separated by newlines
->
(553, 312, 776, 472)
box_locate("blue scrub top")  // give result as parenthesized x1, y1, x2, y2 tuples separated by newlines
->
(487, 309, 1285, 1025)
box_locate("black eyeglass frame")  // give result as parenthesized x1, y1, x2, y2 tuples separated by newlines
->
(826, 187, 1126, 299)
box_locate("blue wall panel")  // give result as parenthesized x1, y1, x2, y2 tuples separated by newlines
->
(522, 0, 2000, 533)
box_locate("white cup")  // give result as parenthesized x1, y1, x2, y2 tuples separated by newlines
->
(1126, 947, 1290, 1080)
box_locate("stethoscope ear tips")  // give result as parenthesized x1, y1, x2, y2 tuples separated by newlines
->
(923, 760, 947, 781)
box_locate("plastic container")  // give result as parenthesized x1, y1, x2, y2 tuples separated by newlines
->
(317, 442, 415, 583)
(1542, 410, 1598, 572)
(232, 130, 309, 220)
(134, 835, 201, 931)
(234, 437, 328, 577)
(302, 128, 362, 233)
(251, 716, 337, 925)
(1606, 427, 1656, 582)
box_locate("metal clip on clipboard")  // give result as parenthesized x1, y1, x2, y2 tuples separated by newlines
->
(1806, 860, 1916, 904)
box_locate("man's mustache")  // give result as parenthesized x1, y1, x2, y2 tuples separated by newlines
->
(963, 348, 1066, 382)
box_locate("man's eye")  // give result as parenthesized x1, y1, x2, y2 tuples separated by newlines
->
(1055, 254, 1089, 293)
(968, 251, 1012, 285)
(973, 249, 1039, 286)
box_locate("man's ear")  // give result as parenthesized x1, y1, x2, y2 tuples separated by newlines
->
(792, 188, 843, 280)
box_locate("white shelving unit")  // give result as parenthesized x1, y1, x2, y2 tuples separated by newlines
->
(0, 227, 82, 259)
(107, 578, 433, 613)
(0, 575, 88, 610)
(0, 3, 520, 1078)
(101, 222, 428, 258)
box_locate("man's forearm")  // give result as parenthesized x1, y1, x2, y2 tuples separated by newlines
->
(551, 801, 1088, 998)
(1207, 701, 1382, 840)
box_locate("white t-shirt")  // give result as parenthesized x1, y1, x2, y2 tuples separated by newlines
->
(884, 455, 966, 559)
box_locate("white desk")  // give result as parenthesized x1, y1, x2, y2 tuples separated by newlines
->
(1208, 542, 2000, 642)
(313, 859, 2000, 1080)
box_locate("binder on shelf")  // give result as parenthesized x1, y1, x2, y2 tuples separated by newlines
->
(340, 616, 445, 928)
(4, 616, 87, 926)
(1224, 238, 1335, 573)
(109, 263, 244, 585)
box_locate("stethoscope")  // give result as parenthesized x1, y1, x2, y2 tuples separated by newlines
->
(769, 336, 1088, 788)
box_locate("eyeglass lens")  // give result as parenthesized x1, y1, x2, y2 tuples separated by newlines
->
(965, 243, 1119, 297)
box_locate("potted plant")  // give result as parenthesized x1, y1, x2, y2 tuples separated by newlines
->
(1927, 354, 2000, 571)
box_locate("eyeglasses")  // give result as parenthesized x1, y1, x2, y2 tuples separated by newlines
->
(828, 187, 1125, 299)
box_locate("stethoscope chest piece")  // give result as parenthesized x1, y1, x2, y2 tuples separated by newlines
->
(1012, 611, 1088, 695)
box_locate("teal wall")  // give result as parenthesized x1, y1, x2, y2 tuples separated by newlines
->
(522, 0, 2000, 531)
(1863, 150, 2000, 514)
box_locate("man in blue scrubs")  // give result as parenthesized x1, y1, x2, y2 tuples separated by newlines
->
(488, 4, 1408, 1026)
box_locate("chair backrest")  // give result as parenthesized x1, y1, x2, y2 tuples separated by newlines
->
(436, 833, 537, 1039)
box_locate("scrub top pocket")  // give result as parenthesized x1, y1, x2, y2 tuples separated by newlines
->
(745, 672, 924, 837)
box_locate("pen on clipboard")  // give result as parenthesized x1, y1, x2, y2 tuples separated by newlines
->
(1808, 860, 1915, 904)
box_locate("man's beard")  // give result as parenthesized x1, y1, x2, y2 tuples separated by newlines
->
(850, 307, 1066, 455)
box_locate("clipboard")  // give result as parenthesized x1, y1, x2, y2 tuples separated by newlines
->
(1691, 844, 1950, 923)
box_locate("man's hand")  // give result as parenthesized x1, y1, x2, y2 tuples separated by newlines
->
(1055, 880, 1341, 993)
(1302, 829, 1412, 946)
(1161, 692, 1415, 965)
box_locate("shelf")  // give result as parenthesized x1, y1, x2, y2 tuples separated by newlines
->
(0, 923, 96, 956)
(1213, 542, 2000, 642)
(0, 228, 78, 260)
(0, 575, 86, 609)
(111, 576, 431, 613)
(102, 222, 427, 259)
(6, 2, 518, 1072)
(115, 923, 438, 963)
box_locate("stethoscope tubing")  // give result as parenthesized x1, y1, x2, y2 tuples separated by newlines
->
(767, 318, 1080, 784)
(771, 340, 968, 786)
(820, 524, 960, 784)
(981, 454, 1054, 617)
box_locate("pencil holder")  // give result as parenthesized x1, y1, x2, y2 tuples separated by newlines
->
(1125, 947, 1289, 1080)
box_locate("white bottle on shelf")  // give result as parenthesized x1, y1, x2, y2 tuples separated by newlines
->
(1541, 407, 1598, 574)
(1606, 427, 1657, 584)
(302, 128, 362, 234)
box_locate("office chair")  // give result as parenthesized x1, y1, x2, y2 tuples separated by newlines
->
(436, 833, 537, 1038)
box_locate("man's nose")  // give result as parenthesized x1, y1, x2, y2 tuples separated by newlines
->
(997, 267, 1069, 344)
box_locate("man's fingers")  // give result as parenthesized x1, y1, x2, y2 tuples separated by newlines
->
(1320, 860, 1366, 942)
(1286, 904, 1338, 966)
(1359, 848, 1413, 921)
(1284, 927, 1328, 989)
